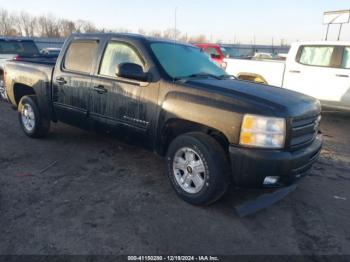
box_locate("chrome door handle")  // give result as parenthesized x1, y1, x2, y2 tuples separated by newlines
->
(56, 77, 67, 85)
(289, 70, 301, 74)
(93, 85, 108, 94)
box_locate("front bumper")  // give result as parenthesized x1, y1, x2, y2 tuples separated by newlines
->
(229, 135, 323, 188)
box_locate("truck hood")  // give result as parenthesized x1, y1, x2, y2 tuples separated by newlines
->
(183, 78, 321, 118)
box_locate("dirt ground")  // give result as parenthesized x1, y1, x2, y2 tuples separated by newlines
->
(0, 100, 349, 256)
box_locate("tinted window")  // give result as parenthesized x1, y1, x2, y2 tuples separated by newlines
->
(205, 47, 220, 56)
(64, 41, 98, 74)
(221, 47, 254, 58)
(100, 42, 143, 77)
(151, 43, 226, 79)
(299, 46, 334, 67)
(0, 40, 39, 56)
(342, 47, 350, 69)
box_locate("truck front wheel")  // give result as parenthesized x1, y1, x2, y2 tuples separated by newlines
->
(18, 96, 50, 138)
(166, 132, 230, 206)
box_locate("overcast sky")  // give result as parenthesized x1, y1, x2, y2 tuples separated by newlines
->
(0, 0, 349, 44)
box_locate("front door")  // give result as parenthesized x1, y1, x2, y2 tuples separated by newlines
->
(90, 40, 157, 141)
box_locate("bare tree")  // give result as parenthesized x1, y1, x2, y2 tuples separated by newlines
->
(13, 14, 23, 36)
(75, 20, 98, 33)
(163, 28, 181, 40)
(138, 28, 146, 35)
(59, 19, 76, 37)
(189, 34, 208, 44)
(114, 27, 131, 33)
(149, 30, 162, 38)
(0, 7, 212, 42)
(17, 12, 37, 37)
(37, 15, 61, 37)
(0, 9, 16, 36)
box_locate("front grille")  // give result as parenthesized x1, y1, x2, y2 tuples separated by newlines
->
(290, 115, 321, 151)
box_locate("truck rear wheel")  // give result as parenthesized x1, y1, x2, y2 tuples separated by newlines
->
(18, 96, 50, 138)
(166, 132, 230, 206)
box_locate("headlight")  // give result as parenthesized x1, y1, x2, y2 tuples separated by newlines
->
(240, 114, 286, 149)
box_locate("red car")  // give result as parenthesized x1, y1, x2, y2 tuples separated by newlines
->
(195, 43, 227, 69)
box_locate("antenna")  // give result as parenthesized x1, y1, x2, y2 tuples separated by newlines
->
(172, 7, 178, 84)
(175, 7, 178, 41)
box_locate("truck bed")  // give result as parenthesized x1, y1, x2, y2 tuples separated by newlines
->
(15, 55, 58, 65)
(225, 58, 286, 87)
(4, 59, 55, 114)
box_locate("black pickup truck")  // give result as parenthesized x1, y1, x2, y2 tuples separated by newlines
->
(4, 33, 323, 205)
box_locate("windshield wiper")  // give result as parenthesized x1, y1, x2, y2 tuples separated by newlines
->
(220, 74, 237, 80)
(176, 73, 222, 81)
(175, 73, 237, 82)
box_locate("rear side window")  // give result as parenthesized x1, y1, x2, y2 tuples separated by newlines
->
(342, 47, 350, 69)
(0, 40, 39, 56)
(64, 41, 99, 74)
(99, 42, 143, 77)
(299, 46, 334, 67)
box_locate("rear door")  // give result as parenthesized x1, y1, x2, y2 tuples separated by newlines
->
(53, 39, 99, 125)
(284, 45, 350, 108)
(284, 45, 336, 99)
(283, 45, 341, 101)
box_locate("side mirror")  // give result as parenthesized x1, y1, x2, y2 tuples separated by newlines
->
(116, 63, 151, 82)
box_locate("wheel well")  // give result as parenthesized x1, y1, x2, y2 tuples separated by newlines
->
(159, 119, 229, 156)
(0, 68, 4, 85)
(13, 83, 36, 106)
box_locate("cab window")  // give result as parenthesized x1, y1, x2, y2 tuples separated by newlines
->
(342, 47, 350, 69)
(205, 47, 220, 59)
(299, 46, 334, 67)
(99, 42, 143, 77)
(64, 41, 99, 74)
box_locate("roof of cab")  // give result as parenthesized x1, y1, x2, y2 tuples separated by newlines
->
(70, 32, 195, 47)
(291, 41, 350, 46)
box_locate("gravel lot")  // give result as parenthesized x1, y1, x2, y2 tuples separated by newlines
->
(0, 100, 349, 256)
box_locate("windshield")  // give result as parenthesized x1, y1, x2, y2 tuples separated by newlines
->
(151, 42, 226, 79)
(0, 40, 39, 56)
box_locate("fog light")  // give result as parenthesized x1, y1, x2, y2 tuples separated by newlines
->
(263, 176, 280, 186)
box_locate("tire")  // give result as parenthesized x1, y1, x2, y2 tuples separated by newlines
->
(0, 85, 7, 101)
(166, 132, 230, 206)
(18, 96, 50, 138)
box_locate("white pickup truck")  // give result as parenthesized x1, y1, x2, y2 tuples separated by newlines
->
(225, 41, 350, 111)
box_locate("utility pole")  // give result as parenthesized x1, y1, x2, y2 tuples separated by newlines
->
(338, 24, 343, 41)
(325, 24, 330, 41)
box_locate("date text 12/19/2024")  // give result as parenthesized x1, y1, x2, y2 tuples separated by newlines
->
(128, 256, 220, 261)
